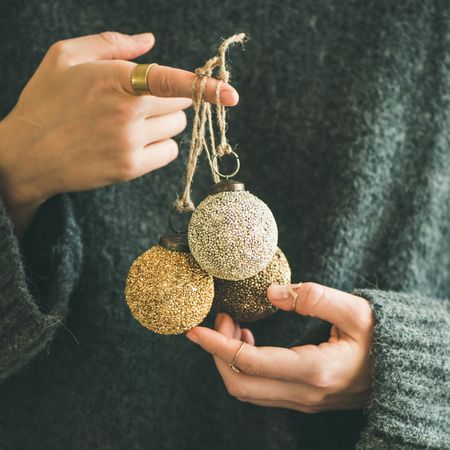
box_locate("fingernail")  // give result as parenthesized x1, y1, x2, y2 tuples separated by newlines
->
(220, 89, 239, 105)
(268, 284, 292, 301)
(186, 331, 200, 344)
(131, 32, 154, 43)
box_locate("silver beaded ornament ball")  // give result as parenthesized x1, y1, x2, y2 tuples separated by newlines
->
(188, 182, 278, 281)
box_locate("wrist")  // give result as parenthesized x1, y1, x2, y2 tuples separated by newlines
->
(0, 115, 50, 210)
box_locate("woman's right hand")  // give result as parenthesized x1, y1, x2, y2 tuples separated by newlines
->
(0, 31, 239, 234)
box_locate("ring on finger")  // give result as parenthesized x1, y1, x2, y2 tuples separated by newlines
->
(229, 340, 247, 373)
(131, 63, 159, 95)
(289, 282, 303, 311)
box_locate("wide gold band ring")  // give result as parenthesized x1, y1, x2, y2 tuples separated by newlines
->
(130, 63, 158, 95)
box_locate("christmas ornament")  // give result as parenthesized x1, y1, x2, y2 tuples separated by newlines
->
(173, 33, 279, 282)
(124, 34, 250, 334)
(188, 178, 278, 281)
(214, 247, 291, 322)
(125, 233, 214, 335)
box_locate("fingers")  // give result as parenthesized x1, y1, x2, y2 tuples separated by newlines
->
(137, 110, 187, 146)
(267, 282, 374, 339)
(143, 97, 193, 118)
(92, 58, 239, 106)
(127, 96, 192, 119)
(46, 31, 155, 65)
(186, 312, 371, 413)
(46, 32, 239, 105)
(241, 328, 255, 346)
(146, 64, 239, 106)
(214, 313, 255, 345)
(213, 354, 320, 407)
(134, 139, 179, 177)
(187, 314, 322, 383)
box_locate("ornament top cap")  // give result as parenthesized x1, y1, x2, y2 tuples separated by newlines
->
(208, 179, 245, 195)
(159, 232, 190, 253)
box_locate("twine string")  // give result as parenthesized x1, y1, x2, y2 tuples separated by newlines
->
(174, 33, 247, 213)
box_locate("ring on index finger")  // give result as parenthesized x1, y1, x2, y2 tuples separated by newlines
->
(130, 63, 159, 95)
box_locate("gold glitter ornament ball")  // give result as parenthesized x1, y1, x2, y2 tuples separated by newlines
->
(214, 247, 291, 322)
(188, 182, 278, 281)
(125, 244, 214, 335)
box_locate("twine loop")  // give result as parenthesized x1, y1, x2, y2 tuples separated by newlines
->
(173, 33, 247, 213)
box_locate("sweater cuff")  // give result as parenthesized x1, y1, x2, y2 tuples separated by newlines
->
(0, 193, 83, 382)
(352, 289, 450, 450)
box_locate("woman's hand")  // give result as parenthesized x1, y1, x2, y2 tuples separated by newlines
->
(186, 282, 374, 413)
(0, 31, 238, 235)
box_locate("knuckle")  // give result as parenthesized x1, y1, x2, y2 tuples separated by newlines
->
(225, 383, 244, 399)
(46, 40, 72, 63)
(301, 390, 328, 407)
(98, 31, 123, 46)
(300, 283, 326, 315)
(115, 129, 136, 151)
(310, 368, 333, 389)
(114, 104, 136, 124)
(157, 73, 174, 96)
(115, 154, 139, 181)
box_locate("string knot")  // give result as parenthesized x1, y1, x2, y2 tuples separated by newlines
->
(174, 198, 195, 213)
(195, 67, 210, 78)
(216, 143, 233, 156)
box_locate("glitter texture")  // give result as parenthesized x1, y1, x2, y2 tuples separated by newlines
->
(188, 190, 278, 280)
(214, 247, 291, 322)
(125, 245, 214, 335)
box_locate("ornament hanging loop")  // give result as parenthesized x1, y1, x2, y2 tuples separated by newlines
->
(212, 150, 241, 179)
(174, 33, 247, 212)
(168, 208, 191, 234)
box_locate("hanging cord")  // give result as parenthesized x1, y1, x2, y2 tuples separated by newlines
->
(174, 33, 247, 213)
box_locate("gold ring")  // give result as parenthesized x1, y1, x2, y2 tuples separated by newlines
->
(289, 282, 303, 311)
(130, 63, 158, 95)
(229, 340, 247, 373)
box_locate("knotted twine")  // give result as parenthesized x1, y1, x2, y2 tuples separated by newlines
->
(174, 33, 247, 213)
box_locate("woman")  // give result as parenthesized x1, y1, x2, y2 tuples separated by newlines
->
(0, 1, 448, 449)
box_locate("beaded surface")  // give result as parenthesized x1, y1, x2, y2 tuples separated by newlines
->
(214, 247, 291, 322)
(188, 191, 278, 280)
(125, 245, 214, 335)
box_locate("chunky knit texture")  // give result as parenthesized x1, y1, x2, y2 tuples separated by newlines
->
(0, 1, 449, 449)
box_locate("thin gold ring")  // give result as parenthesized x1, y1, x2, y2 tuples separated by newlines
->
(130, 63, 158, 95)
(289, 282, 303, 311)
(229, 340, 247, 373)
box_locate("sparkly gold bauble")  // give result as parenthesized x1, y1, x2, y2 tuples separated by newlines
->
(125, 245, 214, 335)
(214, 247, 291, 322)
(188, 184, 278, 281)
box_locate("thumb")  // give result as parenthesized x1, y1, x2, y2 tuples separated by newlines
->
(267, 282, 373, 339)
(47, 31, 155, 65)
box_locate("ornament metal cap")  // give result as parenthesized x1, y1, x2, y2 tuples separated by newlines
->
(159, 232, 190, 252)
(208, 179, 246, 195)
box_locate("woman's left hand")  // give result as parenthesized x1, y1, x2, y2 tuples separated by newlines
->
(186, 282, 374, 413)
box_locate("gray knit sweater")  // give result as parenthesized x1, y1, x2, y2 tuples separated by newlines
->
(0, 1, 449, 449)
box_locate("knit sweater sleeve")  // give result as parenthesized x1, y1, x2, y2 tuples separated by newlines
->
(0, 192, 83, 383)
(351, 289, 450, 450)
